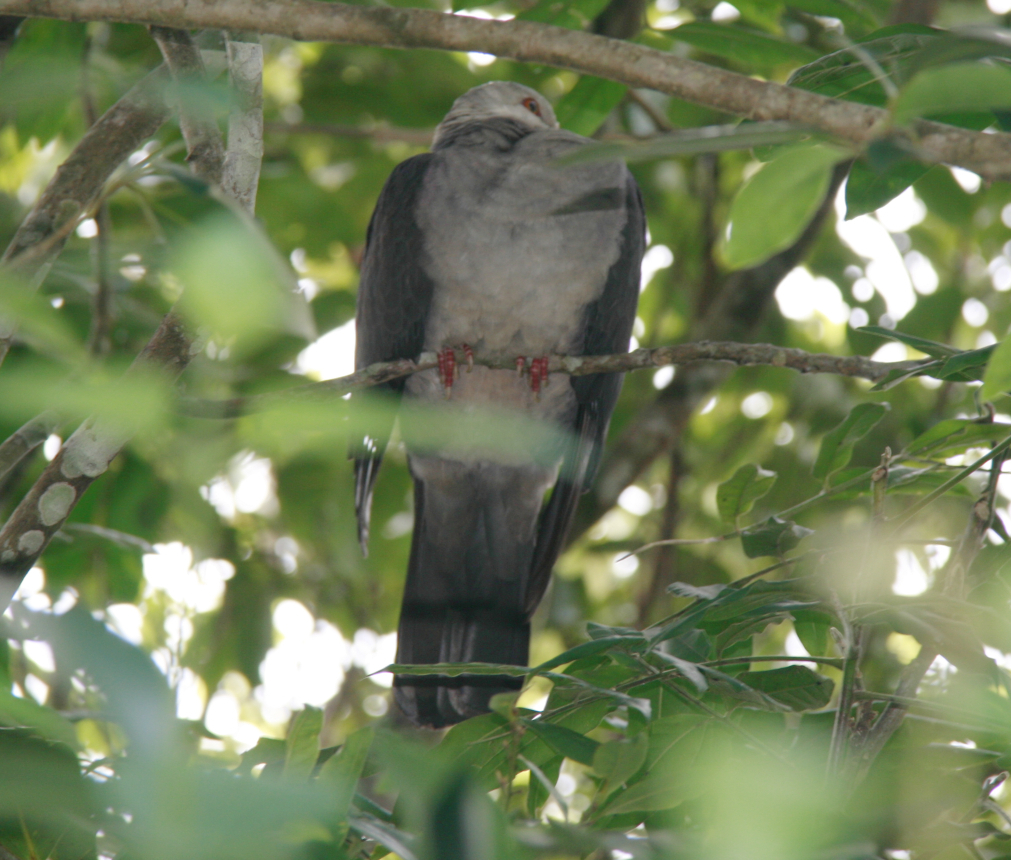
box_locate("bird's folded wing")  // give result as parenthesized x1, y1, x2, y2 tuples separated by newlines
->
(352, 153, 437, 553)
(525, 174, 646, 616)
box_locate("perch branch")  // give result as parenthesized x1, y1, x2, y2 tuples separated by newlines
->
(8, 0, 1011, 179)
(178, 342, 924, 419)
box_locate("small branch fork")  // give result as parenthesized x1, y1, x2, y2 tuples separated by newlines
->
(178, 341, 917, 418)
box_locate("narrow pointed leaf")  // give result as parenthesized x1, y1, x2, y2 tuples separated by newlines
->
(813, 402, 889, 483)
(717, 464, 777, 524)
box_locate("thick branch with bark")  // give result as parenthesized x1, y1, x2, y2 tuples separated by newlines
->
(149, 25, 226, 185)
(222, 31, 263, 214)
(0, 314, 192, 609)
(0, 413, 58, 486)
(178, 342, 919, 418)
(10, 0, 1011, 178)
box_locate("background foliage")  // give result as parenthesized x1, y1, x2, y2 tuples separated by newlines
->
(4, 0, 1011, 857)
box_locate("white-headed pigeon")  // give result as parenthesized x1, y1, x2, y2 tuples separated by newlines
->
(353, 81, 646, 727)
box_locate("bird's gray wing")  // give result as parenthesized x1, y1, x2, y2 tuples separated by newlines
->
(524, 172, 646, 616)
(352, 153, 437, 554)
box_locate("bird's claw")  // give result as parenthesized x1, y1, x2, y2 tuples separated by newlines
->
(437, 347, 456, 398)
(515, 356, 550, 400)
(437, 344, 474, 397)
(530, 356, 549, 399)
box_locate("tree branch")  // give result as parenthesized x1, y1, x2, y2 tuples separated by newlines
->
(0, 64, 170, 368)
(0, 314, 192, 610)
(149, 25, 226, 185)
(9, 0, 1011, 179)
(222, 31, 263, 214)
(0, 413, 58, 486)
(178, 341, 922, 419)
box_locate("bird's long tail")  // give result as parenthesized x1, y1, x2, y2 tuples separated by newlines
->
(394, 461, 548, 727)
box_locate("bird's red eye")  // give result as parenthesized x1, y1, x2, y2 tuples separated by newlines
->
(521, 96, 541, 116)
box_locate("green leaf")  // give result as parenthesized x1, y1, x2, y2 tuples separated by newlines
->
(0, 687, 79, 749)
(716, 464, 777, 525)
(601, 716, 712, 814)
(349, 817, 419, 860)
(592, 733, 648, 787)
(556, 121, 817, 166)
(9, 605, 176, 753)
(813, 402, 890, 484)
(319, 726, 374, 819)
(907, 419, 1011, 456)
(856, 325, 960, 357)
(283, 706, 323, 782)
(0, 728, 96, 860)
(554, 76, 627, 137)
(172, 211, 314, 356)
(981, 337, 1011, 401)
(653, 651, 708, 693)
(892, 61, 1011, 125)
(787, 26, 940, 108)
(793, 619, 830, 657)
(522, 719, 599, 766)
(721, 144, 847, 270)
(740, 517, 814, 559)
(936, 345, 996, 381)
(237, 737, 286, 778)
(844, 156, 931, 219)
(534, 636, 642, 671)
(0, 20, 86, 146)
(668, 22, 820, 68)
(869, 362, 940, 392)
(885, 466, 973, 498)
(735, 666, 833, 710)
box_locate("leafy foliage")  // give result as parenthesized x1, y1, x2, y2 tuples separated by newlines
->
(3, 0, 1011, 858)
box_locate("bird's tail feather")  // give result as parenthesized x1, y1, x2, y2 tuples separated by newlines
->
(393, 469, 538, 727)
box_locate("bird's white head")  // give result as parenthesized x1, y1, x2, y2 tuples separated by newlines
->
(433, 81, 558, 147)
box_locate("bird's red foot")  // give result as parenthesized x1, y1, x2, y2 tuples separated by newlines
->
(515, 356, 550, 400)
(437, 345, 474, 397)
(530, 356, 550, 398)
(437, 347, 456, 398)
